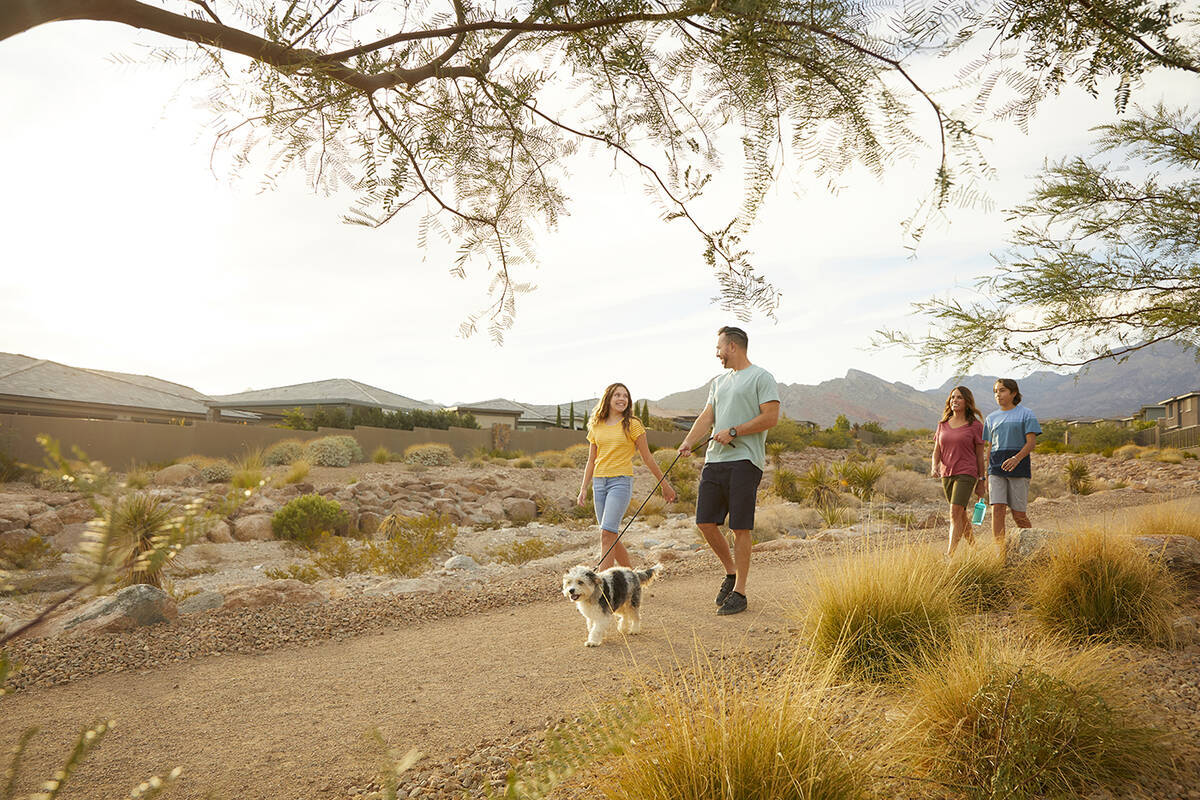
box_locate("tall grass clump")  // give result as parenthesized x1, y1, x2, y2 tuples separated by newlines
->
(599, 663, 867, 800)
(1126, 503, 1200, 540)
(372, 445, 391, 464)
(272, 494, 350, 546)
(802, 546, 959, 681)
(946, 546, 1010, 611)
(283, 459, 311, 484)
(895, 637, 1166, 799)
(1027, 529, 1178, 645)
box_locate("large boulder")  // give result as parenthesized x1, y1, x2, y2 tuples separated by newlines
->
(29, 510, 63, 537)
(205, 520, 234, 544)
(56, 500, 96, 525)
(232, 514, 275, 542)
(221, 579, 324, 610)
(58, 584, 177, 637)
(1005, 528, 1068, 561)
(501, 497, 537, 523)
(1133, 535, 1200, 571)
(153, 464, 202, 487)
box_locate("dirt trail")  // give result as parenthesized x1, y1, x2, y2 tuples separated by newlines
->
(1, 556, 820, 800)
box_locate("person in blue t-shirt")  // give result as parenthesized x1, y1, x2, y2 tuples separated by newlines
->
(981, 378, 1041, 547)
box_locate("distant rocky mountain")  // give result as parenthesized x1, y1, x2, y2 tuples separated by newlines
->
(648, 340, 1199, 428)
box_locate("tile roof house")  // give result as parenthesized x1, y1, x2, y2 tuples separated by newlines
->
(447, 398, 563, 430)
(209, 379, 439, 423)
(0, 353, 256, 423)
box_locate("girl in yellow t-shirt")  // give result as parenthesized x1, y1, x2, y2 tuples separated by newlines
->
(578, 382, 677, 569)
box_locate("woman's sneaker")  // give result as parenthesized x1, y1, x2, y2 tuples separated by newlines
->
(715, 574, 736, 606)
(717, 591, 747, 615)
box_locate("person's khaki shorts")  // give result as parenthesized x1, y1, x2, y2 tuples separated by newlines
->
(989, 475, 1030, 512)
(942, 475, 977, 507)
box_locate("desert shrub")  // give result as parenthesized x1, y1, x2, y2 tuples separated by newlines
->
(271, 494, 350, 546)
(562, 443, 591, 467)
(310, 533, 361, 576)
(1155, 448, 1185, 464)
(199, 459, 234, 483)
(515, 458, 535, 468)
(334, 435, 366, 462)
(840, 459, 886, 501)
(108, 493, 179, 589)
(946, 546, 1010, 611)
(1029, 468, 1068, 499)
(284, 459, 311, 484)
(897, 638, 1165, 800)
(264, 563, 322, 583)
(1027, 530, 1178, 645)
(304, 436, 353, 467)
(488, 537, 565, 564)
(1063, 422, 1136, 454)
(1112, 444, 1145, 460)
(123, 467, 153, 489)
(882, 452, 926, 473)
(771, 468, 803, 502)
(1065, 458, 1093, 495)
(532, 449, 566, 467)
(877, 469, 939, 503)
(232, 468, 264, 490)
(375, 513, 457, 575)
(800, 463, 840, 507)
(766, 441, 788, 467)
(817, 503, 855, 529)
(403, 443, 456, 466)
(0, 534, 60, 571)
(753, 503, 817, 540)
(0, 441, 25, 483)
(802, 546, 959, 681)
(600, 669, 865, 800)
(265, 439, 305, 466)
(372, 445, 391, 464)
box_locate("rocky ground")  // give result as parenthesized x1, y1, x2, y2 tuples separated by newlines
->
(2, 444, 1199, 798)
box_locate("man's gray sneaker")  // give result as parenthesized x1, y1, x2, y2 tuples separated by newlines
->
(717, 591, 747, 615)
(715, 574, 736, 606)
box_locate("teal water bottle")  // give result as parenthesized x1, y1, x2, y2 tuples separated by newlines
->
(971, 499, 987, 525)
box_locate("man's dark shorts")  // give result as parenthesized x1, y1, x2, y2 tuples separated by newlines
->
(696, 460, 763, 530)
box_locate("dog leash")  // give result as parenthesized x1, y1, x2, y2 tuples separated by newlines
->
(594, 434, 729, 569)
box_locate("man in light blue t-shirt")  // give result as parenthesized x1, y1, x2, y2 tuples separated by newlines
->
(679, 326, 780, 616)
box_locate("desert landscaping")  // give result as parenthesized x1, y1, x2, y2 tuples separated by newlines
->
(2, 437, 1200, 799)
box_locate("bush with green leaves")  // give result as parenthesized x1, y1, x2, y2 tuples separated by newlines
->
(376, 513, 457, 575)
(199, 459, 234, 483)
(271, 493, 351, 546)
(1065, 458, 1093, 495)
(403, 443, 456, 466)
(0, 533, 60, 571)
(372, 445, 391, 464)
(265, 438, 305, 466)
(304, 436, 354, 467)
(771, 468, 803, 502)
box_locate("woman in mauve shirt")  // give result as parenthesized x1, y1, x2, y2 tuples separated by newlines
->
(930, 386, 987, 556)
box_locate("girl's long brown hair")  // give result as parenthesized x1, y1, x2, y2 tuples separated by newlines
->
(941, 386, 982, 423)
(590, 382, 633, 436)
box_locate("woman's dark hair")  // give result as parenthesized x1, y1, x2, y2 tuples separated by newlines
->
(995, 378, 1022, 405)
(941, 386, 982, 423)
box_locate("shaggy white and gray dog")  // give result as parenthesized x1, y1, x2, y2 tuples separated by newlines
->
(561, 563, 662, 647)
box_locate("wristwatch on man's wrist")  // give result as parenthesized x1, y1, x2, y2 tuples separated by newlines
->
(728, 426, 738, 438)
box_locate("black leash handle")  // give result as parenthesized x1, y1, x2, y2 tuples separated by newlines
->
(593, 434, 719, 569)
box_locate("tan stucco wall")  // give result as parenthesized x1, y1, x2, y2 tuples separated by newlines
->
(0, 414, 685, 468)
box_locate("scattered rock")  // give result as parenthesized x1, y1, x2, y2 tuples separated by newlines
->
(1006, 527, 1067, 561)
(5, 567, 77, 594)
(444, 554, 480, 571)
(28, 510, 63, 537)
(501, 498, 537, 522)
(206, 520, 234, 544)
(178, 590, 225, 615)
(153, 464, 202, 487)
(233, 514, 274, 542)
(1134, 535, 1200, 570)
(221, 579, 324, 610)
(57, 584, 178, 638)
(55, 500, 95, 525)
(363, 578, 435, 596)
(358, 511, 383, 535)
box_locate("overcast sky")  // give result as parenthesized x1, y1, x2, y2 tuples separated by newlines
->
(1, 21, 1190, 408)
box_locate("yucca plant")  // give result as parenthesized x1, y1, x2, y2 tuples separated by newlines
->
(107, 493, 180, 589)
(800, 462, 841, 508)
(1064, 458, 1093, 495)
(843, 460, 886, 501)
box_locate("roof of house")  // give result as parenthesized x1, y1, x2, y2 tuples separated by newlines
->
(0, 353, 256, 419)
(210, 378, 439, 412)
(1161, 390, 1200, 403)
(448, 398, 529, 417)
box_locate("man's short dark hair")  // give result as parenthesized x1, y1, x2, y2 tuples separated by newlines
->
(718, 326, 748, 350)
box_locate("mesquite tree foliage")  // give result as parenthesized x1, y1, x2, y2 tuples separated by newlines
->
(3, 0, 1007, 338)
(885, 103, 1200, 371)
